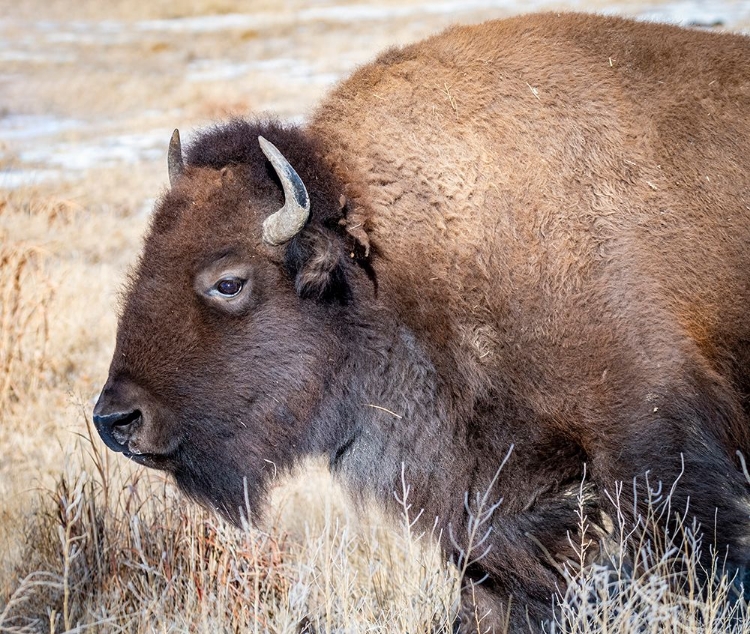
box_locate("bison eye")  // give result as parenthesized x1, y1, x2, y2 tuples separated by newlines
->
(215, 278, 244, 297)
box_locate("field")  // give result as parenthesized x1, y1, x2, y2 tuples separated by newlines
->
(2, 0, 750, 631)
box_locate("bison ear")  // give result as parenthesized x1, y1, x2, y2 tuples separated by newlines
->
(285, 228, 350, 302)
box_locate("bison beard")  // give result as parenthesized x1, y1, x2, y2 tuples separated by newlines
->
(93, 13, 750, 634)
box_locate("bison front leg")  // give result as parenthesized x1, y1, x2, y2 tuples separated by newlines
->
(454, 582, 512, 634)
(452, 482, 602, 634)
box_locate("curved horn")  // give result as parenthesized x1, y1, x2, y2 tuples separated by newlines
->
(258, 136, 311, 246)
(168, 129, 184, 187)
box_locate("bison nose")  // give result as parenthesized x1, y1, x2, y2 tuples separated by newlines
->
(93, 406, 142, 454)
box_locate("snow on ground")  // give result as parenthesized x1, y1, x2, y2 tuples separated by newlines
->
(626, 0, 750, 26)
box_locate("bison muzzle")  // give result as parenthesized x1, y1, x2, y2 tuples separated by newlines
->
(93, 12, 750, 633)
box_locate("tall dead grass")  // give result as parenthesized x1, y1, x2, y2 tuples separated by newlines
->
(2, 423, 750, 633)
(0, 241, 51, 414)
(1, 419, 291, 633)
(0, 184, 145, 602)
(0, 413, 457, 633)
(550, 475, 750, 633)
(0, 389, 747, 633)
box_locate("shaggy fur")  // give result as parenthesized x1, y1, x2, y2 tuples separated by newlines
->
(94, 13, 750, 633)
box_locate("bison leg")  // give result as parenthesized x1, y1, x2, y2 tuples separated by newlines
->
(589, 366, 750, 585)
(452, 481, 602, 633)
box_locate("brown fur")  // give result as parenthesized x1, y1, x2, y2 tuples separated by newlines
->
(94, 14, 750, 633)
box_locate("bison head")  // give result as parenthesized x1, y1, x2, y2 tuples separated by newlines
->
(93, 121, 365, 522)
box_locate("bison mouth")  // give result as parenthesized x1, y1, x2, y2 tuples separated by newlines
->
(122, 450, 177, 471)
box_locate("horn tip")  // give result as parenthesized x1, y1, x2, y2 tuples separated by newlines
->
(258, 135, 273, 153)
(168, 128, 185, 187)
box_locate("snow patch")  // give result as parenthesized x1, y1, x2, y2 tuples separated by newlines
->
(19, 130, 170, 171)
(0, 115, 82, 141)
(633, 0, 750, 28)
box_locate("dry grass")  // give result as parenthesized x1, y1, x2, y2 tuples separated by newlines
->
(0, 415, 457, 633)
(1, 406, 748, 632)
(0, 186, 136, 589)
(550, 478, 750, 633)
(0, 241, 50, 414)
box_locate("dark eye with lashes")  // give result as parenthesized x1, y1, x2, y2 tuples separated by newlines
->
(214, 278, 244, 297)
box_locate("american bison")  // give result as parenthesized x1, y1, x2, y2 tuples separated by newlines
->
(93, 12, 750, 632)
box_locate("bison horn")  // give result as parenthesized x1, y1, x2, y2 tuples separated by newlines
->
(168, 129, 184, 187)
(258, 136, 311, 246)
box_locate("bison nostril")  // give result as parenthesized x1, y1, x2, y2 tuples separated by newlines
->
(93, 409, 142, 452)
(94, 409, 141, 430)
(114, 409, 141, 428)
